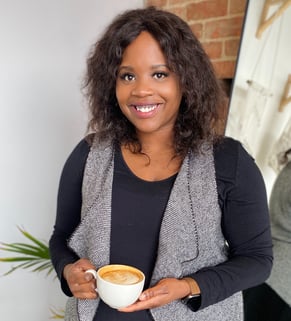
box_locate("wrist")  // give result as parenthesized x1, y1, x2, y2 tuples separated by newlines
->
(180, 277, 201, 312)
(181, 277, 200, 297)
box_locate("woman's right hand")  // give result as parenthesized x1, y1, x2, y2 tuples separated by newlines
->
(63, 258, 98, 299)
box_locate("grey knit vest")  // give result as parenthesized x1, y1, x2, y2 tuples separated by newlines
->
(64, 138, 243, 321)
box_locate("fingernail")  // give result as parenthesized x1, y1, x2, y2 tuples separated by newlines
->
(139, 293, 146, 300)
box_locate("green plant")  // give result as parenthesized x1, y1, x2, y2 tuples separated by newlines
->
(0, 226, 53, 276)
(0, 226, 64, 318)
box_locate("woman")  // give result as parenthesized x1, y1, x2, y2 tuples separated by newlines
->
(244, 148, 291, 321)
(49, 6, 273, 321)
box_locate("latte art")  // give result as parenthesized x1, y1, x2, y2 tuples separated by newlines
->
(94, 264, 145, 308)
(101, 269, 142, 285)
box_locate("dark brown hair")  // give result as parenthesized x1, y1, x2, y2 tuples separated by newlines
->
(84, 6, 224, 156)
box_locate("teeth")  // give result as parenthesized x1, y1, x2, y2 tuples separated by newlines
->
(135, 104, 157, 113)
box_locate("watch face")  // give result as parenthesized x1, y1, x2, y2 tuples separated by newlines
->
(186, 295, 201, 312)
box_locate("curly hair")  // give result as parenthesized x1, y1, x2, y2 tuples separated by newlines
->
(84, 6, 224, 156)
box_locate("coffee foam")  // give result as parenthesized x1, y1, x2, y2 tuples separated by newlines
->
(101, 269, 141, 285)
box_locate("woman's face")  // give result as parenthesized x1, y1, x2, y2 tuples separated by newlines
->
(116, 31, 182, 137)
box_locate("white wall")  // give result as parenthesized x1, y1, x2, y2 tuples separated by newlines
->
(0, 1, 143, 320)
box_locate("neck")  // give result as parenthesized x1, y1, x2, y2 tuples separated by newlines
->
(136, 130, 176, 156)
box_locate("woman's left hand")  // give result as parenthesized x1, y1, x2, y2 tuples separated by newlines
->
(118, 278, 190, 312)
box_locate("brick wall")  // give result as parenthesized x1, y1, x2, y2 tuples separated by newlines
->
(144, 0, 247, 79)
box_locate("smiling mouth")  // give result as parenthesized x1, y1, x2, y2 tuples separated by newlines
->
(133, 104, 159, 113)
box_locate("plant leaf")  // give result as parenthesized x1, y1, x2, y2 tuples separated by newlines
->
(18, 227, 48, 250)
(0, 226, 53, 276)
(0, 244, 49, 258)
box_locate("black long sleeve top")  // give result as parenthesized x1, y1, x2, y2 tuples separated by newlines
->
(49, 137, 273, 320)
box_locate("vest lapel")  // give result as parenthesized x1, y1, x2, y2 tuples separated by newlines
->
(68, 139, 114, 321)
(151, 152, 199, 284)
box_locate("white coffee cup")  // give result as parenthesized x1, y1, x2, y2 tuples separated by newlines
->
(86, 264, 145, 309)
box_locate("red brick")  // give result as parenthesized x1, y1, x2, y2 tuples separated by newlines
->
(212, 60, 236, 78)
(169, 0, 188, 5)
(229, 0, 248, 15)
(187, 0, 228, 21)
(145, 0, 167, 7)
(167, 6, 187, 20)
(190, 23, 203, 39)
(225, 38, 240, 57)
(205, 16, 244, 39)
(202, 41, 223, 59)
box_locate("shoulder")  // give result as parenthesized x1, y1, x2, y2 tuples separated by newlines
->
(61, 137, 91, 178)
(213, 136, 263, 186)
(67, 137, 91, 164)
(214, 136, 251, 160)
(214, 137, 247, 178)
(67, 133, 114, 166)
(214, 137, 266, 198)
(214, 136, 241, 161)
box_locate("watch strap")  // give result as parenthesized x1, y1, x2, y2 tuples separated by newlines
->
(182, 277, 200, 296)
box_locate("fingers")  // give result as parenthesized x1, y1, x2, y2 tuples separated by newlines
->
(120, 286, 169, 311)
(69, 279, 97, 299)
(63, 258, 98, 299)
(118, 289, 166, 312)
(119, 278, 190, 312)
(139, 285, 169, 300)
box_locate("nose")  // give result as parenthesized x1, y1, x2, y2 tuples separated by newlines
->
(131, 78, 154, 97)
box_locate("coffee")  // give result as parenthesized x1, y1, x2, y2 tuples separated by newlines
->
(86, 264, 145, 309)
(101, 269, 142, 285)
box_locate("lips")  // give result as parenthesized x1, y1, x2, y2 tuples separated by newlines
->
(126, 102, 162, 119)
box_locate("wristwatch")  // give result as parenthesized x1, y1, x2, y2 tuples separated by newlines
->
(181, 277, 201, 311)
(182, 293, 201, 312)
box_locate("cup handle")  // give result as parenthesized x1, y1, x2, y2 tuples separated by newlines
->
(85, 269, 98, 292)
(85, 269, 97, 279)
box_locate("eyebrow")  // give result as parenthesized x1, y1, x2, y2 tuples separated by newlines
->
(118, 64, 169, 71)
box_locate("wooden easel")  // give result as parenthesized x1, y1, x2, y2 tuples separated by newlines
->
(279, 74, 291, 112)
(256, 0, 291, 38)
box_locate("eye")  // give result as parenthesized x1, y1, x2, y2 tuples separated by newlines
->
(119, 73, 135, 82)
(153, 72, 168, 80)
